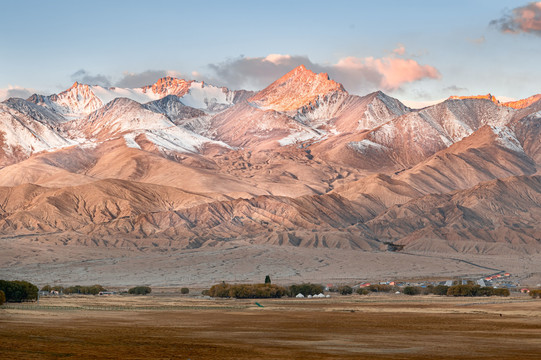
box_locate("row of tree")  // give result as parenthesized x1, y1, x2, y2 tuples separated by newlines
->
(0, 280, 38, 302)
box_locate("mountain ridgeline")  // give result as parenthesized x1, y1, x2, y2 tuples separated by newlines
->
(0, 66, 540, 254)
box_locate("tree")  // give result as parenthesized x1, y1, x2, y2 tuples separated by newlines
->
(265, 275, 271, 284)
(128, 286, 152, 295)
(288, 283, 324, 297)
(432, 285, 449, 295)
(0, 280, 38, 302)
(403, 286, 421, 295)
(356, 288, 369, 295)
(181, 287, 189, 295)
(0, 290, 5, 305)
(338, 285, 353, 295)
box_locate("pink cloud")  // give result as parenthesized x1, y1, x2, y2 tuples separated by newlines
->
(392, 44, 406, 55)
(335, 56, 440, 90)
(490, 2, 541, 35)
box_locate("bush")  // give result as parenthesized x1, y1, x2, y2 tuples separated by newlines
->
(208, 283, 286, 299)
(128, 286, 152, 295)
(432, 285, 450, 295)
(0, 280, 38, 302)
(181, 287, 189, 295)
(356, 288, 370, 295)
(338, 285, 353, 295)
(64, 285, 105, 295)
(446, 284, 509, 297)
(368, 284, 394, 293)
(493, 288, 510, 297)
(529, 290, 541, 298)
(0, 290, 5, 305)
(403, 286, 421, 295)
(288, 283, 324, 297)
(447, 284, 480, 297)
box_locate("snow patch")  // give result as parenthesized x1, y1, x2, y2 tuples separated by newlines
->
(491, 126, 524, 153)
(278, 129, 320, 146)
(123, 133, 141, 150)
(348, 139, 388, 153)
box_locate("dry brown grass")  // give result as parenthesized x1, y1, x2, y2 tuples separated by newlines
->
(1, 295, 540, 359)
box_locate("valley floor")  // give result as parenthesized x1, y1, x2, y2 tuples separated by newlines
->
(1, 295, 540, 359)
(1, 236, 540, 288)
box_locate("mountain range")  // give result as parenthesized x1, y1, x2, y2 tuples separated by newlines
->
(0, 65, 540, 255)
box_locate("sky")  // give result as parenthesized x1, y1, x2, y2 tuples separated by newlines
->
(1, 0, 540, 107)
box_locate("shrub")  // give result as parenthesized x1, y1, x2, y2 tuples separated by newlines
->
(41, 285, 52, 292)
(529, 290, 541, 298)
(356, 288, 370, 295)
(338, 285, 353, 295)
(0, 290, 5, 305)
(181, 287, 189, 295)
(446, 284, 509, 297)
(447, 284, 480, 297)
(208, 283, 286, 299)
(368, 284, 394, 293)
(288, 283, 324, 297)
(432, 285, 450, 295)
(0, 280, 38, 302)
(128, 286, 152, 295)
(403, 286, 421, 295)
(64, 285, 105, 295)
(494, 288, 510, 297)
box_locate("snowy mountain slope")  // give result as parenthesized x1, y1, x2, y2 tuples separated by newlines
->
(343, 97, 517, 168)
(201, 101, 321, 149)
(395, 125, 536, 194)
(64, 97, 230, 154)
(28, 82, 104, 119)
(143, 95, 206, 123)
(3, 97, 66, 125)
(0, 102, 74, 166)
(27, 76, 251, 120)
(295, 90, 410, 132)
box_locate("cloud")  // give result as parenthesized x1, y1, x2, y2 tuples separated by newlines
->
(443, 85, 468, 93)
(392, 44, 406, 55)
(207, 52, 440, 94)
(115, 70, 182, 88)
(335, 56, 440, 91)
(469, 35, 486, 44)
(0, 85, 35, 101)
(207, 54, 314, 90)
(490, 2, 541, 36)
(71, 69, 112, 87)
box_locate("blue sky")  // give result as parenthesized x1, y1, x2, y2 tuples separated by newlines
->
(1, 0, 540, 106)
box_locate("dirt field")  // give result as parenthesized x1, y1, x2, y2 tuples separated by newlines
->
(1, 295, 540, 359)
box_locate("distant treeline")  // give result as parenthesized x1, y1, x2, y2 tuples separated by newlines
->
(203, 282, 513, 299)
(0, 280, 38, 302)
(205, 283, 287, 299)
(42, 284, 106, 295)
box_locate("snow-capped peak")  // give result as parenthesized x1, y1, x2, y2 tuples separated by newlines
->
(28, 82, 104, 120)
(249, 65, 347, 112)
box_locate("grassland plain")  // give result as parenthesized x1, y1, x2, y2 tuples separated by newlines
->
(1, 294, 540, 359)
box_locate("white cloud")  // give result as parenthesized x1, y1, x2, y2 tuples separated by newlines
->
(0, 85, 36, 101)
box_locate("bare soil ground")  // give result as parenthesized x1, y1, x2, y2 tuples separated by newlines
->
(1, 295, 540, 359)
(1, 240, 541, 287)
